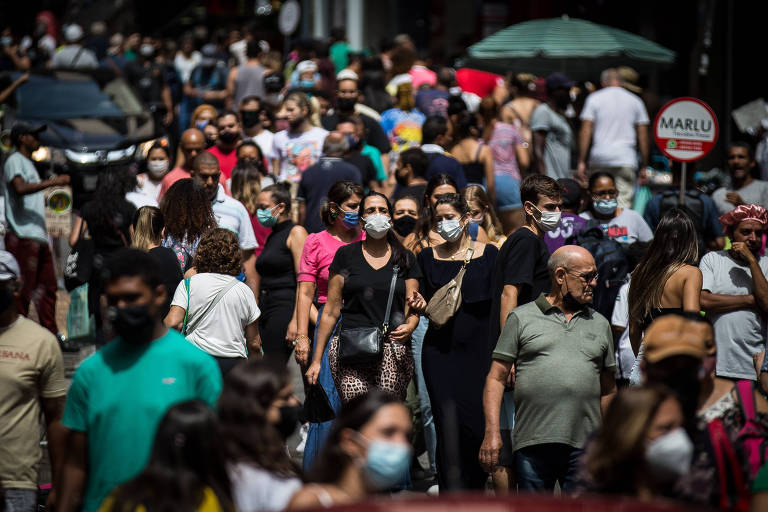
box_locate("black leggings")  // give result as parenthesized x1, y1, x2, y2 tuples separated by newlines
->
(258, 288, 295, 365)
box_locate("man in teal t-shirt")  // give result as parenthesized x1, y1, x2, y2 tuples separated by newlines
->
(57, 249, 222, 512)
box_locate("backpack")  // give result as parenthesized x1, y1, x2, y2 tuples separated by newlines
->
(734, 380, 768, 478)
(573, 221, 629, 319)
(659, 188, 707, 257)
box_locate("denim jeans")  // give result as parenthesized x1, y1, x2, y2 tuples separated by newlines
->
(515, 443, 583, 493)
(3, 488, 37, 512)
(411, 316, 436, 473)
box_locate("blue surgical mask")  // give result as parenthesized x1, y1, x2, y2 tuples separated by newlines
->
(299, 79, 315, 89)
(437, 219, 463, 242)
(256, 206, 279, 227)
(341, 209, 359, 229)
(361, 438, 411, 490)
(593, 198, 618, 216)
(195, 120, 209, 131)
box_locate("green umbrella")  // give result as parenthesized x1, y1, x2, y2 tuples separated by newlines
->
(459, 16, 676, 80)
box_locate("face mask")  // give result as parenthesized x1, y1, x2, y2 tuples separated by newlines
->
(337, 96, 357, 112)
(139, 43, 155, 57)
(393, 215, 417, 237)
(146, 160, 169, 178)
(563, 276, 586, 309)
(241, 110, 260, 128)
(204, 136, 216, 148)
(437, 219, 463, 242)
(1, 37, 13, 47)
(195, 120, 209, 131)
(108, 304, 155, 343)
(0, 286, 14, 312)
(360, 438, 411, 490)
(593, 198, 618, 216)
(276, 404, 302, 440)
(468, 216, 483, 226)
(344, 133, 360, 150)
(645, 428, 694, 481)
(530, 203, 561, 232)
(394, 167, 410, 186)
(299, 79, 315, 89)
(363, 214, 391, 239)
(256, 206, 279, 227)
(341, 209, 359, 230)
(218, 130, 239, 145)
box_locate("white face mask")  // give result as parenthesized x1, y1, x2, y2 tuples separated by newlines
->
(530, 203, 561, 232)
(436, 219, 463, 242)
(363, 213, 391, 239)
(147, 160, 169, 178)
(468, 216, 483, 226)
(645, 427, 694, 481)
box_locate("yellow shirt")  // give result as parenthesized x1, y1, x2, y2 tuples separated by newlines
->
(99, 486, 224, 512)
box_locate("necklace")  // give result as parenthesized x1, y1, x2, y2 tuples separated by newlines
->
(447, 242, 469, 261)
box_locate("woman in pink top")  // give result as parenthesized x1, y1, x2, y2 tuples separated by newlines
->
(294, 181, 365, 472)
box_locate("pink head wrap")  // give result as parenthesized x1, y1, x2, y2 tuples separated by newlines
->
(718, 204, 768, 232)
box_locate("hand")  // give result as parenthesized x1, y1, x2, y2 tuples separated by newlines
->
(730, 241, 757, 265)
(389, 323, 413, 342)
(575, 162, 588, 187)
(17, 72, 29, 85)
(725, 192, 745, 206)
(51, 174, 70, 186)
(637, 167, 650, 186)
(285, 318, 299, 344)
(754, 350, 765, 378)
(294, 337, 311, 367)
(479, 430, 503, 472)
(406, 291, 427, 313)
(305, 360, 321, 385)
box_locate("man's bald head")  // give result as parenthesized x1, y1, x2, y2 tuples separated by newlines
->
(193, 151, 219, 172)
(548, 245, 594, 278)
(323, 131, 350, 157)
(181, 128, 204, 145)
(180, 128, 206, 170)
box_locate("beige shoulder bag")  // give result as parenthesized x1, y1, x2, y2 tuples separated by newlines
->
(424, 240, 475, 329)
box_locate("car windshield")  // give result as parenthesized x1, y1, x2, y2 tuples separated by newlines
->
(16, 75, 145, 120)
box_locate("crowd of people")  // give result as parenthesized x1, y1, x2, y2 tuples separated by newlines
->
(5, 14, 768, 512)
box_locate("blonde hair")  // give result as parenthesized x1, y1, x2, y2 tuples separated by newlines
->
(463, 185, 503, 241)
(190, 104, 218, 128)
(131, 206, 164, 251)
(230, 164, 262, 215)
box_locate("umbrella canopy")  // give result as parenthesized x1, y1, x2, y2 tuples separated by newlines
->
(459, 16, 676, 80)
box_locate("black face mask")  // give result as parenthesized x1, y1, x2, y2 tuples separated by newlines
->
(108, 304, 155, 343)
(395, 167, 410, 187)
(276, 404, 302, 439)
(336, 96, 357, 113)
(563, 279, 586, 310)
(204, 137, 216, 149)
(241, 111, 260, 129)
(218, 130, 239, 145)
(393, 215, 417, 237)
(0, 287, 14, 312)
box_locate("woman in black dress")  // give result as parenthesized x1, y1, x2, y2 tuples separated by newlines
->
(254, 183, 308, 364)
(417, 193, 498, 491)
(305, 192, 424, 402)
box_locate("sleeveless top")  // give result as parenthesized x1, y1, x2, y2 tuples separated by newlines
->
(461, 142, 485, 185)
(255, 220, 296, 290)
(641, 307, 684, 331)
(234, 64, 266, 106)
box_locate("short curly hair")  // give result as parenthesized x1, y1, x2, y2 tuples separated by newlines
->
(194, 228, 242, 276)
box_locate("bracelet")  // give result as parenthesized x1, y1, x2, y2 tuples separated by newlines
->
(292, 334, 310, 347)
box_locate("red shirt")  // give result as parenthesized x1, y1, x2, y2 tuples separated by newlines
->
(158, 167, 229, 201)
(206, 145, 238, 179)
(456, 68, 505, 98)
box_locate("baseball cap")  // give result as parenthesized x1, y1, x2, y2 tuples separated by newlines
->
(557, 178, 582, 210)
(296, 60, 318, 75)
(336, 69, 359, 82)
(643, 315, 716, 364)
(0, 251, 21, 281)
(10, 122, 46, 146)
(64, 24, 84, 43)
(546, 72, 574, 91)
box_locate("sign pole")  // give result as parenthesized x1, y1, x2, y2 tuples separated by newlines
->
(679, 162, 687, 205)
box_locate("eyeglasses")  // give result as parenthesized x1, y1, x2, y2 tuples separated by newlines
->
(567, 270, 599, 283)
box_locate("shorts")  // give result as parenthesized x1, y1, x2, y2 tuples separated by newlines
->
(494, 173, 522, 211)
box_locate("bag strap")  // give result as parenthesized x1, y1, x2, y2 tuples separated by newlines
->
(382, 265, 399, 334)
(181, 277, 191, 334)
(185, 278, 239, 336)
(460, 240, 476, 270)
(736, 379, 757, 421)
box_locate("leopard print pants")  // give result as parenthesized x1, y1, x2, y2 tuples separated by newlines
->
(328, 335, 414, 403)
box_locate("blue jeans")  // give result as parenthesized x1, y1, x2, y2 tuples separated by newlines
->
(411, 316, 436, 474)
(3, 489, 37, 512)
(515, 443, 583, 492)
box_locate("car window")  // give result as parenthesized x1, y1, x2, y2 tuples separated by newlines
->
(16, 77, 144, 119)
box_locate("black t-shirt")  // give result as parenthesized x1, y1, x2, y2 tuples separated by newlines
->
(297, 158, 362, 234)
(80, 200, 136, 255)
(489, 227, 551, 342)
(321, 112, 392, 155)
(148, 246, 183, 315)
(126, 62, 166, 105)
(344, 152, 378, 187)
(329, 242, 422, 330)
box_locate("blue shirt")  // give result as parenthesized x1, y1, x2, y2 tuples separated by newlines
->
(2, 152, 48, 243)
(644, 189, 723, 239)
(212, 185, 258, 250)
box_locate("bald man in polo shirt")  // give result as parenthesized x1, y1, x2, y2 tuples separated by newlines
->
(479, 245, 616, 493)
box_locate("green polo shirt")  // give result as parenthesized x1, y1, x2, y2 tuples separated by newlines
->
(493, 293, 615, 451)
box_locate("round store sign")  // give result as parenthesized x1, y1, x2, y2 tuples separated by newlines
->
(654, 97, 718, 162)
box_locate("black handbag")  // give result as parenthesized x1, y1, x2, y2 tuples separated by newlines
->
(63, 235, 94, 292)
(338, 265, 399, 365)
(303, 384, 336, 423)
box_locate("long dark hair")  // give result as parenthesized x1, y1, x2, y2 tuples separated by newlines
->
(160, 179, 217, 244)
(217, 359, 298, 478)
(107, 400, 233, 511)
(88, 167, 134, 233)
(359, 192, 411, 270)
(306, 390, 401, 483)
(411, 174, 459, 250)
(628, 208, 699, 327)
(321, 180, 365, 228)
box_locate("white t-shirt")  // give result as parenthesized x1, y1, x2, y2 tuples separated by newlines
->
(249, 131, 277, 164)
(579, 208, 653, 244)
(174, 51, 202, 84)
(212, 185, 258, 250)
(125, 191, 158, 209)
(580, 86, 650, 168)
(229, 463, 302, 512)
(611, 279, 638, 379)
(700, 250, 768, 379)
(171, 273, 260, 358)
(712, 179, 768, 216)
(133, 174, 163, 204)
(272, 126, 328, 183)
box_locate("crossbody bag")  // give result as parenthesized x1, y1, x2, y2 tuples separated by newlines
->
(424, 240, 475, 329)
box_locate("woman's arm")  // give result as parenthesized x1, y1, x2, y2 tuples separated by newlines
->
(482, 145, 496, 206)
(245, 322, 262, 358)
(294, 281, 317, 367)
(305, 273, 344, 385)
(515, 141, 530, 173)
(628, 318, 642, 357)
(164, 305, 186, 331)
(69, 216, 84, 248)
(286, 226, 309, 343)
(682, 266, 703, 312)
(390, 278, 421, 342)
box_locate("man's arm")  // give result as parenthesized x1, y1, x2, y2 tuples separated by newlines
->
(42, 396, 67, 508)
(242, 249, 258, 299)
(225, 67, 238, 109)
(479, 359, 512, 472)
(499, 284, 520, 330)
(731, 242, 768, 313)
(298, 200, 307, 227)
(636, 124, 650, 168)
(600, 370, 617, 416)
(11, 174, 70, 196)
(532, 130, 548, 175)
(700, 290, 756, 313)
(57, 430, 88, 512)
(577, 119, 594, 180)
